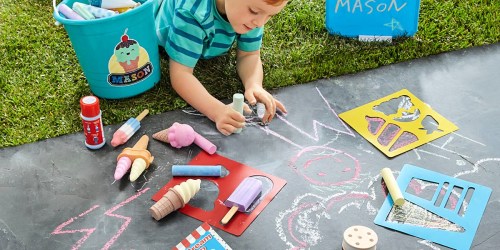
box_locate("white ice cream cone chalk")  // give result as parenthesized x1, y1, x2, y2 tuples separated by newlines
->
(150, 179, 201, 220)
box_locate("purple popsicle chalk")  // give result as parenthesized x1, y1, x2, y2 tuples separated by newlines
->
(221, 177, 263, 224)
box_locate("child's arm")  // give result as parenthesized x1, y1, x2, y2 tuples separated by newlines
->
(236, 49, 287, 124)
(169, 59, 245, 136)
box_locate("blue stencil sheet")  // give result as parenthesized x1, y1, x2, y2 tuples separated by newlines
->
(374, 164, 492, 250)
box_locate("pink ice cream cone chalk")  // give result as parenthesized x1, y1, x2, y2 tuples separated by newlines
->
(111, 109, 149, 147)
(114, 135, 154, 181)
(221, 177, 263, 225)
(152, 122, 216, 154)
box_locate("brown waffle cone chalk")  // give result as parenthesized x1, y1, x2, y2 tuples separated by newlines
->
(152, 129, 169, 143)
(149, 188, 184, 221)
(149, 179, 201, 221)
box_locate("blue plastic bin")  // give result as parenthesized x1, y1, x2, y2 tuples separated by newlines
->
(326, 0, 421, 38)
(54, 0, 160, 99)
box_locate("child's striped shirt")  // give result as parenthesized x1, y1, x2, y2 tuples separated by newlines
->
(154, 0, 264, 68)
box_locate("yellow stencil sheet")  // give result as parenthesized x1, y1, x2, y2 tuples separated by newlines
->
(339, 89, 458, 157)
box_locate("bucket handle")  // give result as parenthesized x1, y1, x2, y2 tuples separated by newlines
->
(53, 0, 62, 25)
(52, 0, 58, 13)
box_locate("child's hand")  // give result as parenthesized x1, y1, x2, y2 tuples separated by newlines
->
(244, 86, 287, 124)
(212, 104, 246, 136)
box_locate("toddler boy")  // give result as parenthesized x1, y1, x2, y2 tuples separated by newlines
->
(154, 0, 289, 135)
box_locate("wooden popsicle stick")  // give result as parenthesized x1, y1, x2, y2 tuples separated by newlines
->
(135, 109, 149, 121)
(220, 206, 239, 225)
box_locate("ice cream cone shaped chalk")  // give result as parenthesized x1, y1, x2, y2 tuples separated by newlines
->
(173, 179, 201, 203)
(152, 129, 169, 143)
(114, 157, 132, 180)
(129, 158, 147, 181)
(149, 189, 184, 220)
(131, 134, 149, 149)
(152, 122, 195, 147)
(150, 179, 201, 220)
(114, 135, 154, 181)
(152, 122, 216, 154)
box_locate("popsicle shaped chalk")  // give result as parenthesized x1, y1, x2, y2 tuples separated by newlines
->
(221, 177, 262, 225)
(114, 135, 154, 181)
(152, 122, 217, 154)
(111, 109, 149, 147)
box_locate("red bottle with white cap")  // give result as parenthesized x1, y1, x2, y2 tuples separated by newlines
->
(80, 96, 106, 149)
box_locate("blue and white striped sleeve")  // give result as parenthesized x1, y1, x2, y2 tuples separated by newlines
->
(166, 9, 207, 68)
(237, 27, 264, 52)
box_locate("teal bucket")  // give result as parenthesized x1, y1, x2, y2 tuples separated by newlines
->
(53, 0, 160, 99)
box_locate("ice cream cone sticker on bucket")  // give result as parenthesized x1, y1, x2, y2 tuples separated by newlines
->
(108, 29, 154, 86)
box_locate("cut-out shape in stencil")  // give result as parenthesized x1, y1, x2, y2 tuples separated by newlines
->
(377, 123, 400, 146)
(445, 186, 464, 211)
(339, 89, 458, 157)
(152, 151, 286, 236)
(419, 115, 443, 134)
(188, 180, 219, 211)
(252, 175, 275, 207)
(373, 96, 411, 116)
(366, 116, 386, 135)
(458, 187, 474, 217)
(405, 178, 439, 202)
(404, 178, 473, 217)
(434, 182, 450, 207)
(373, 95, 421, 122)
(389, 131, 418, 152)
(374, 164, 492, 250)
(386, 201, 465, 232)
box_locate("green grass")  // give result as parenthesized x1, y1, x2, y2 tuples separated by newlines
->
(1, 0, 499, 148)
